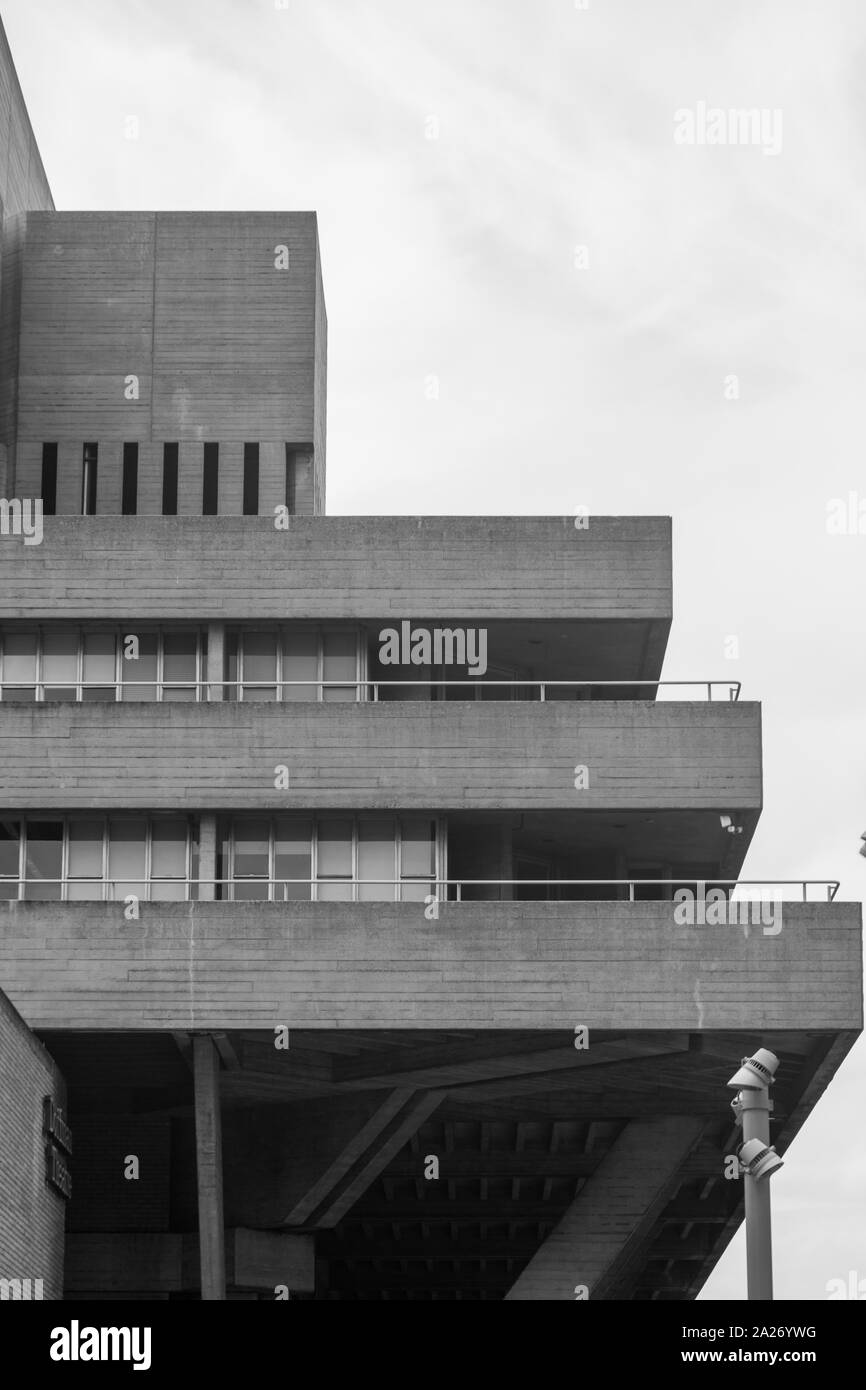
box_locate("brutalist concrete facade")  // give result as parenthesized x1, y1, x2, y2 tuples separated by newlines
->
(0, 18, 861, 1302)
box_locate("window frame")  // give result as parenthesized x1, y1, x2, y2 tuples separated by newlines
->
(0, 627, 208, 702)
(2, 815, 195, 902)
(222, 814, 444, 903)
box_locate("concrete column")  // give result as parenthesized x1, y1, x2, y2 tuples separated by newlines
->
(199, 814, 218, 902)
(193, 1034, 225, 1301)
(499, 824, 513, 901)
(206, 622, 225, 702)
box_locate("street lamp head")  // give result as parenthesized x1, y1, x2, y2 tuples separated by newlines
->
(726, 1047, 780, 1090)
(738, 1138, 784, 1180)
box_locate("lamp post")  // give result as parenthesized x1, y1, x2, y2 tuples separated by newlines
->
(727, 1048, 784, 1301)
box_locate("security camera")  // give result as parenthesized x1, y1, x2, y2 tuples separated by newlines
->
(738, 1138, 784, 1180)
(727, 1048, 780, 1090)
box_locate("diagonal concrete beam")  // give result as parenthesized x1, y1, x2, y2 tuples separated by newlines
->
(281, 1088, 444, 1227)
(505, 1114, 706, 1300)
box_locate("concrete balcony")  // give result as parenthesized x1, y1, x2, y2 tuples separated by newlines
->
(0, 698, 761, 811)
(1, 897, 859, 1032)
(0, 515, 671, 625)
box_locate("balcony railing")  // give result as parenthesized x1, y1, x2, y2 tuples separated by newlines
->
(0, 877, 839, 903)
(0, 679, 743, 702)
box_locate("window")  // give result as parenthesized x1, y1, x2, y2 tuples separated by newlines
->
(162, 443, 179, 515)
(232, 819, 271, 900)
(22, 821, 63, 901)
(121, 632, 158, 701)
(219, 816, 441, 903)
(41, 631, 77, 701)
(243, 443, 259, 515)
(322, 631, 357, 702)
(281, 630, 317, 701)
(82, 632, 116, 701)
(41, 444, 58, 515)
(227, 626, 361, 702)
(162, 632, 197, 701)
(0, 628, 206, 702)
(122, 443, 138, 515)
(202, 443, 219, 515)
(82, 443, 98, 515)
(241, 631, 277, 701)
(317, 818, 354, 901)
(274, 817, 312, 902)
(0, 817, 196, 901)
(67, 819, 104, 900)
(0, 632, 37, 701)
(0, 820, 21, 899)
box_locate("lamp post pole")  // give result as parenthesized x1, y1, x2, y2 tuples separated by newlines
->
(738, 1086, 774, 1301)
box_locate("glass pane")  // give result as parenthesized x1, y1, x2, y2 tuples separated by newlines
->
(282, 631, 318, 701)
(121, 633, 158, 701)
(66, 880, 103, 901)
(23, 821, 63, 899)
(317, 881, 354, 902)
(163, 632, 197, 701)
(233, 879, 270, 901)
(0, 820, 20, 877)
(400, 880, 432, 903)
(42, 631, 78, 699)
(3, 632, 37, 699)
(322, 631, 356, 702)
(242, 631, 277, 701)
(401, 819, 436, 877)
(149, 880, 187, 902)
(317, 819, 352, 877)
(274, 816, 312, 899)
(68, 819, 103, 877)
(233, 818, 270, 878)
(152, 819, 187, 878)
(83, 631, 116, 700)
(108, 818, 147, 898)
(358, 818, 395, 901)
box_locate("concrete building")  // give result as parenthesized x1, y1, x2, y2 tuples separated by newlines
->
(0, 18, 861, 1301)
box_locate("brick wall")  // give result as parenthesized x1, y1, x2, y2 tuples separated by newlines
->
(0, 988, 65, 1299)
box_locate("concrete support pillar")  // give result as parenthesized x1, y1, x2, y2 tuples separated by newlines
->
(199, 814, 218, 902)
(499, 824, 513, 901)
(206, 622, 225, 702)
(193, 1034, 225, 1301)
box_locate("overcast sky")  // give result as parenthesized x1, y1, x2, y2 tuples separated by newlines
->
(5, 0, 864, 1299)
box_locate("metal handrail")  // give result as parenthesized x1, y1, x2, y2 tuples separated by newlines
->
(1, 876, 839, 902)
(0, 678, 742, 701)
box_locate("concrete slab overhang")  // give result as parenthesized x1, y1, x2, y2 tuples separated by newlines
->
(0, 514, 671, 621)
(0, 698, 761, 811)
(2, 898, 859, 1033)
